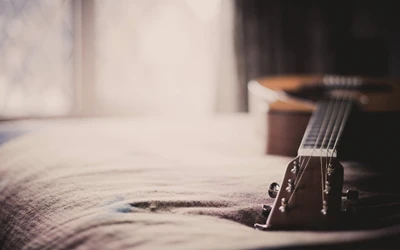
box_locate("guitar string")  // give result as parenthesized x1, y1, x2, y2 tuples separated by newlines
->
(321, 93, 346, 190)
(289, 78, 347, 205)
(319, 79, 354, 209)
(320, 153, 324, 203)
(299, 99, 333, 173)
(287, 97, 337, 204)
(318, 91, 346, 205)
(326, 79, 355, 167)
(287, 77, 356, 208)
(328, 88, 355, 165)
(299, 156, 305, 172)
(288, 104, 330, 204)
(292, 102, 324, 181)
(318, 79, 353, 207)
(298, 155, 305, 170)
(317, 95, 344, 204)
(319, 80, 353, 207)
(321, 95, 345, 161)
(325, 80, 353, 163)
(316, 98, 339, 202)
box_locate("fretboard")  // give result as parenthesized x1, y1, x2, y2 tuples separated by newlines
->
(298, 98, 353, 157)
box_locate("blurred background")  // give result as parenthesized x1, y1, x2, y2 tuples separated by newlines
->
(0, 0, 399, 119)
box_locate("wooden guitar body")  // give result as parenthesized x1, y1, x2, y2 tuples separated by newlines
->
(250, 75, 400, 166)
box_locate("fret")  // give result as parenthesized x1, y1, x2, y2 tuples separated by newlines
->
(298, 98, 353, 157)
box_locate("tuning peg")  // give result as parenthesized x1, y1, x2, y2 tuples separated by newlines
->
(261, 204, 272, 218)
(254, 205, 272, 231)
(342, 190, 359, 200)
(291, 160, 299, 174)
(268, 182, 280, 198)
(343, 205, 357, 215)
(279, 198, 288, 212)
(285, 179, 293, 193)
(327, 164, 335, 176)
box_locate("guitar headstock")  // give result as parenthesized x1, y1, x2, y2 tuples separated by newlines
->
(256, 156, 345, 230)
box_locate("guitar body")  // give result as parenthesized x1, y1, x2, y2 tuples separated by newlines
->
(250, 75, 400, 166)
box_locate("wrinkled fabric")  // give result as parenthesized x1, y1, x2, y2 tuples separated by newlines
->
(0, 116, 400, 250)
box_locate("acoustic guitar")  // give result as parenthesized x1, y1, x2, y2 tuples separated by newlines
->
(248, 75, 400, 230)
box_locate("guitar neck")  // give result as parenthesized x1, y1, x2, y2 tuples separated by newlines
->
(298, 98, 354, 157)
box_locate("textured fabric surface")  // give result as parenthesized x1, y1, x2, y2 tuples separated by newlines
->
(0, 115, 400, 249)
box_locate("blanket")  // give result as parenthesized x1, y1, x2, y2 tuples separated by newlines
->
(0, 115, 400, 249)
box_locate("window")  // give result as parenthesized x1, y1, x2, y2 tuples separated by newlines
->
(0, 0, 74, 118)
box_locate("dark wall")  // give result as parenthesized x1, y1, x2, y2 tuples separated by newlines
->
(235, 0, 400, 111)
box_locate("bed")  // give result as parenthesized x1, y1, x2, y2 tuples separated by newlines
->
(1, 115, 400, 249)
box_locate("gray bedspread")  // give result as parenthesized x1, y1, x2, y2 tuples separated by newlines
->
(1, 115, 400, 250)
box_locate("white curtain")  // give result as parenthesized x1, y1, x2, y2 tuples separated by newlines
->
(88, 0, 239, 116)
